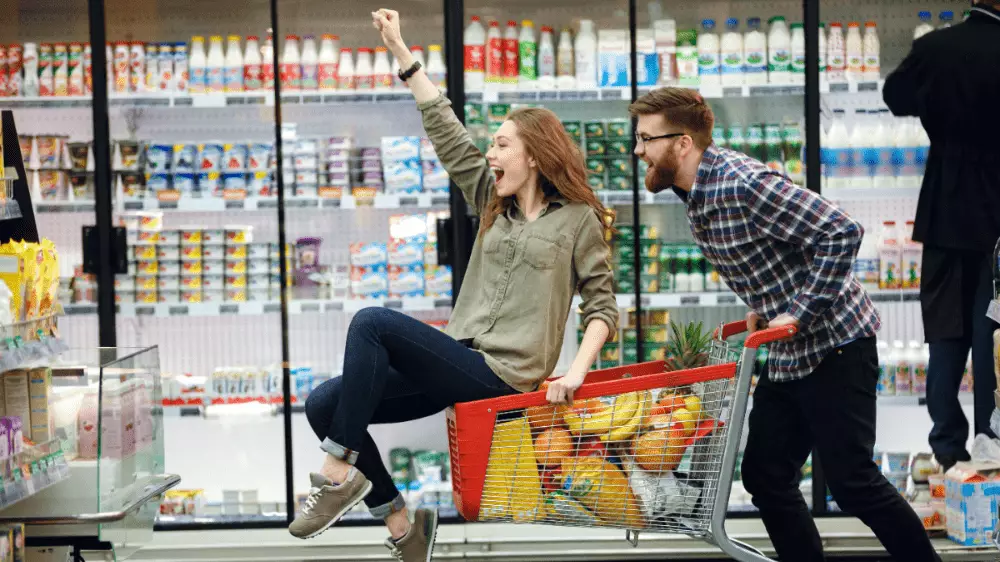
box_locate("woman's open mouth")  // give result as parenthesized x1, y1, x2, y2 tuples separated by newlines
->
(491, 166, 505, 184)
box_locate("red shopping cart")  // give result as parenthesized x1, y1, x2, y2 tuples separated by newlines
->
(445, 320, 797, 562)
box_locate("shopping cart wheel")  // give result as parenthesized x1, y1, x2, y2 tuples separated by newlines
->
(625, 529, 640, 548)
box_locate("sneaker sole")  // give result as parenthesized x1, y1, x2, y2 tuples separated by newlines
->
(424, 509, 439, 562)
(298, 480, 374, 540)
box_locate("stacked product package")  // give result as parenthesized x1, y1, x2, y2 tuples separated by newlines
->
(568, 119, 633, 192)
(349, 212, 452, 301)
(0, 240, 60, 324)
(612, 225, 724, 295)
(380, 137, 449, 195)
(18, 135, 95, 201)
(112, 212, 289, 304)
(141, 140, 274, 199)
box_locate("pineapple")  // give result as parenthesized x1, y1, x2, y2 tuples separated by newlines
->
(662, 320, 712, 372)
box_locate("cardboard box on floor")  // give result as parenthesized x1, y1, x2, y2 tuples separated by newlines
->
(945, 461, 1000, 546)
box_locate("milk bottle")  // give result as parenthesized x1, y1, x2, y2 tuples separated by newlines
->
(426, 45, 447, 89)
(845, 22, 863, 82)
(464, 16, 486, 91)
(575, 20, 598, 89)
(878, 220, 902, 290)
(790, 23, 805, 85)
(910, 341, 928, 395)
(300, 35, 319, 90)
(174, 43, 189, 92)
(893, 341, 912, 395)
(862, 22, 880, 81)
(827, 23, 846, 81)
(914, 118, 930, 182)
(743, 17, 767, 85)
(767, 16, 791, 84)
(188, 37, 206, 94)
(895, 117, 920, 188)
(697, 19, 721, 87)
(261, 33, 275, 91)
(518, 20, 537, 88)
(901, 220, 921, 289)
(537, 26, 556, 89)
(374, 46, 393, 90)
(556, 28, 575, 89)
(873, 109, 896, 188)
(914, 11, 934, 40)
(318, 35, 339, 91)
(243, 36, 262, 92)
(849, 109, 872, 188)
(206, 35, 224, 93)
(224, 35, 243, 93)
(720, 18, 744, 86)
(337, 48, 355, 90)
(355, 47, 374, 91)
(280, 35, 301, 92)
(818, 23, 827, 85)
(22, 43, 38, 97)
(826, 108, 850, 188)
(877, 341, 894, 394)
(503, 21, 520, 87)
(486, 21, 503, 84)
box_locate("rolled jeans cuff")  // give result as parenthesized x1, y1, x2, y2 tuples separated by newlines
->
(369, 494, 406, 519)
(320, 438, 359, 465)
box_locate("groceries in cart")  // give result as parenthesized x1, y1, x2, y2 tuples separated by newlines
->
(477, 382, 724, 528)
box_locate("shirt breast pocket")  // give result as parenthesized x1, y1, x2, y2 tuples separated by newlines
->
(523, 235, 562, 270)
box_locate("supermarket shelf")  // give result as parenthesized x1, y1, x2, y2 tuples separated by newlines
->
(823, 186, 922, 200)
(37, 193, 451, 214)
(0, 440, 71, 513)
(63, 297, 450, 318)
(468, 82, 811, 104)
(0, 90, 423, 109)
(576, 289, 918, 310)
(0, 312, 67, 372)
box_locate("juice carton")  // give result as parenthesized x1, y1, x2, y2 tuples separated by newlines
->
(946, 462, 1000, 546)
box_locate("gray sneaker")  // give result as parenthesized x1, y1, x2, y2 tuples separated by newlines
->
(289, 469, 373, 539)
(384, 508, 439, 561)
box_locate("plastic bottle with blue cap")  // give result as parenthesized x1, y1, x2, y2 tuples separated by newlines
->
(696, 19, 721, 87)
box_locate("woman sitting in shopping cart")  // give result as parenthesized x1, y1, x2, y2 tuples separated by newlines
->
(288, 9, 619, 562)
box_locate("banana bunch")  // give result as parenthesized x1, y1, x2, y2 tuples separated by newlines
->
(561, 391, 649, 440)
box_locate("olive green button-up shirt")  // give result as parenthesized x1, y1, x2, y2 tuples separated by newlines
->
(419, 94, 619, 393)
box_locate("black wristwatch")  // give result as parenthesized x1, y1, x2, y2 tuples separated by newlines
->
(398, 61, 422, 83)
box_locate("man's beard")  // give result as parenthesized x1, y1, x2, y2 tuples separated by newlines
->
(644, 150, 679, 193)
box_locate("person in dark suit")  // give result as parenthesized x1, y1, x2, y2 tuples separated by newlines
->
(883, 0, 1000, 471)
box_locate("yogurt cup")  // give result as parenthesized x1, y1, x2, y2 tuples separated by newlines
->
(928, 473, 945, 499)
(247, 243, 270, 259)
(181, 289, 203, 303)
(180, 227, 203, 244)
(180, 244, 203, 259)
(180, 275, 202, 289)
(225, 288, 248, 302)
(202, 245, 225, 260)
(225, 226, 252, 244)
(158, 230, 180, 245)
(158, 260, 181, 275)
(157, 275, 180, 291)
(202, 289, 224, 303)
(156, 246, 180, 260)
(136, 289, 158, 303)
(135, 275, 157, 290)
(202, 274, 225, 291)
(180, 259, 203, 275)
(225, 260, 247, 274)
(134, 243, 157, 260)
(202, 228, 225, 245)
(202, 259, 225, 275)
(885, 452, 910, 473)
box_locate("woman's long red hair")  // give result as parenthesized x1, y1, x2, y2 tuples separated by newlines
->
(479, 107, 614, 237)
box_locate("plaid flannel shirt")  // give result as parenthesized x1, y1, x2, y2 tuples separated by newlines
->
(678, 144, 881, 382)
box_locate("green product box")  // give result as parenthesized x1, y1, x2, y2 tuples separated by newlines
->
(616, 277, 635, 294)
(618, 256, 659, 276)
(464, 104, 485, 126)
(606, 119, 630, 139)
(585, 120, 606, 139)
(617, 243, 634, 262)
(639, 238, 661, 258)
(616, 224, 658, 241)
(616, 225, 635, 240)
(488, 103, 511, 121)
(623, 345, 638, 365)
(599, 343, 621, 363)
(609, 176, 631, 191)
(563, 121, 583, 143)
(586, 159, 607, 175)
(623, 326, 669, 344)
(643, 346, 666, 362)
(586, 140, 606, 157)
(587, 173, 607, 191)
(606, 139, 631, 156)
(608, 158, 632, 177)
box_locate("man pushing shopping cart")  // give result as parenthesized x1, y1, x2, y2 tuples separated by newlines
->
(626, 88, 941, 562)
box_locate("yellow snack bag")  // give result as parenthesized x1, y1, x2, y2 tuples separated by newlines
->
(0, 248, 26, 322)
(19, 242, 44, 319)
(39, 239, 59, 316)
(479, 416, 543, 522)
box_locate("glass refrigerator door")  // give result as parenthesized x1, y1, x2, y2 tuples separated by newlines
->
(0, 3, 100, 349)
(276, 2, 453, 523)
(818, 0, 944, 515)
(100, 0, 286, 527)
(634, 1, 808, 514)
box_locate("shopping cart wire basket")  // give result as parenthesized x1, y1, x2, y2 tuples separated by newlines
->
(445, 321, 797, 562)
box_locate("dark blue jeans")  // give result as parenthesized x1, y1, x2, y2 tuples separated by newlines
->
(304, 307, 516, 517)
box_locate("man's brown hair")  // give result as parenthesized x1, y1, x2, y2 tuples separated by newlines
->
(628, 87, 715, 150)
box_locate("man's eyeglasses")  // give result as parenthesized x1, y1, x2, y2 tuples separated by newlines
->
(634, 132, 685, 149)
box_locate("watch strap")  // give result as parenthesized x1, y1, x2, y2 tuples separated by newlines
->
(398, 60, 422, 82)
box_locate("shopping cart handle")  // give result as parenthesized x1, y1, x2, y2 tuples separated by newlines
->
(714, 320, 798, 348)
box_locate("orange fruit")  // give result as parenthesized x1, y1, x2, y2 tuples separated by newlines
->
(650, 393, 688, 417)
(527, 382, 561, 430)
(535, 428, 574, 467)
(633, 427, 688, 474)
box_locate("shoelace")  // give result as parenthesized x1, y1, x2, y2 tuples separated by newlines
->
(301, 487, 325, 515)
(384, 539, 403, 560)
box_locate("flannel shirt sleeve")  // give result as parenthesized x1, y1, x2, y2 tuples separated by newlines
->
(742, 171, 863, 328)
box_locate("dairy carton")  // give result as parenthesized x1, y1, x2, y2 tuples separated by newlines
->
(425, 265, 453, 298)
(946, 462, 1000, 546)
(383, 160, 422, 194)
(388, 240, 425, 266)
(597, 29, 629, 87)
(28, 367, 52, 444)
(348, 243, 388, 267)
(381, 137, 421, 161)
(2, 371, 30, 432)
(422, 159, 450, 193)
(351, 265, 389, 299)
